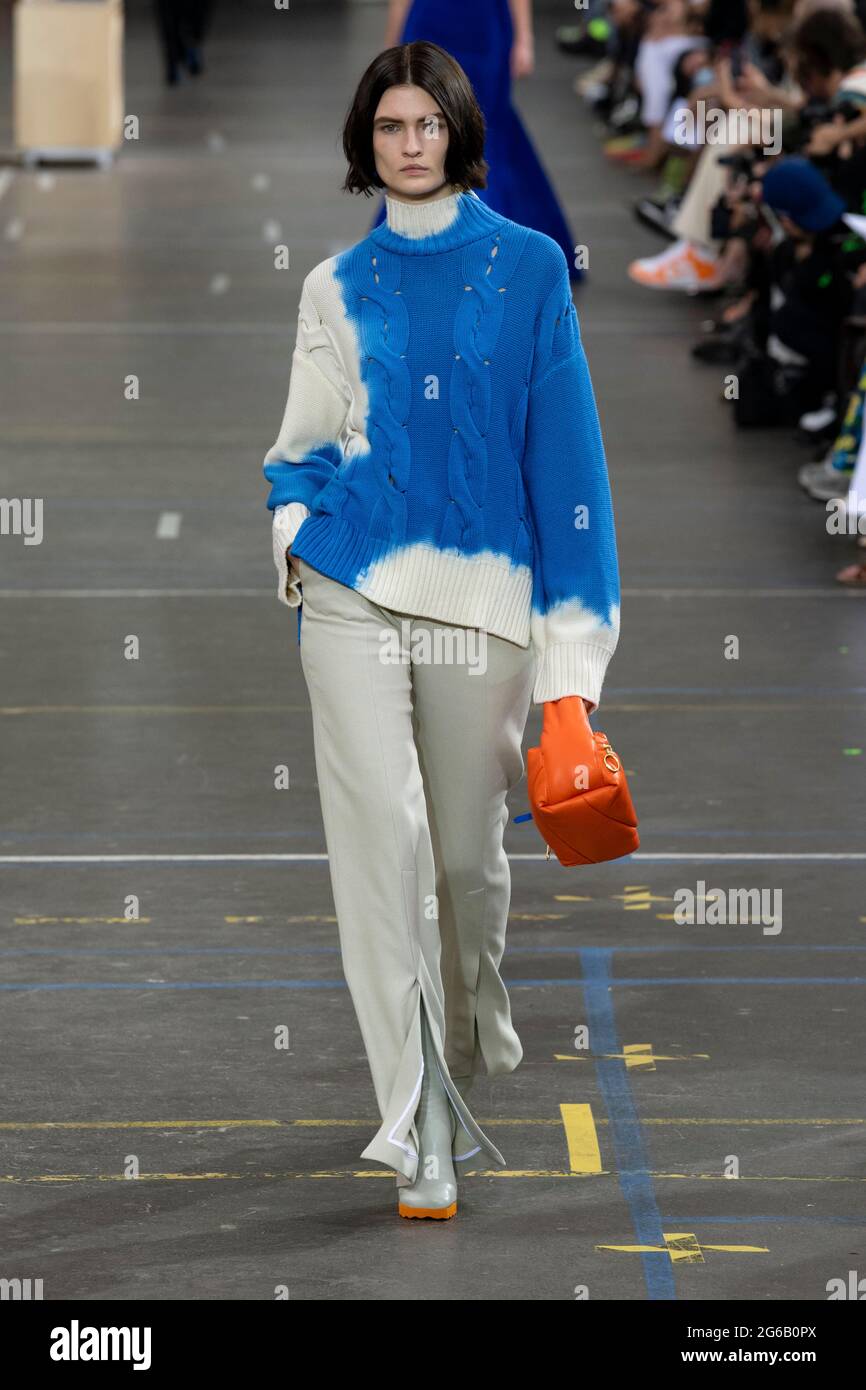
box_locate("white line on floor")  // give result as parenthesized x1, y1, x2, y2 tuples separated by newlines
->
(155, 512, 182, 539)
(0, 853, 863, 865)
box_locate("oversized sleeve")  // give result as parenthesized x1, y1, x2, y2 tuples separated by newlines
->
(263, 272, 351, 605)
(263, 273, 351, 510)
(520, 255, 621, 712)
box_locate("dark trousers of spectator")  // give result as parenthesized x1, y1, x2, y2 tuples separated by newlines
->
(154, 1, 215, 77)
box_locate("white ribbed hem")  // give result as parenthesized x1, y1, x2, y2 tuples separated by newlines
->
(357, 543, 533, 648)
(532, 642, 616, 711)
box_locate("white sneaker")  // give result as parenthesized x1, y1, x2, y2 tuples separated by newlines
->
(797, 455, 853, 501)
(628, 239, 723, 293)
(798, 397, 837, 434)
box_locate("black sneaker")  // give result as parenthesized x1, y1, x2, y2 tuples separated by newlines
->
(634, 196, 681, 240)
(691, 319, 750, 365)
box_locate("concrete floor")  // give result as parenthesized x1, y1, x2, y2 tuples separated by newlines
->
(1, 1, 865, 1302)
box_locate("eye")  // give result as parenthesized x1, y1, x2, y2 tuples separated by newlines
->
(382, 123, 401, 133)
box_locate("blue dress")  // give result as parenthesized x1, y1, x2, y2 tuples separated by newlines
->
(372, 0, 581, 280)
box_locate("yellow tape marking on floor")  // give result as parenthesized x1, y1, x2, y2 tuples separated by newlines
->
(1, 1116, 861, 1132)
(222, 915, 337, 924)
(509, 913, 569, 921)
(612, 887, 673, 911)
(560, 1103, 603, 1173)
(0, 1168, 609, 1184)
(664, 1232, 705, 1264)
(623, 1043, 655, 1071)
(0, 1120, 280, 1131)
(13, 917, 152, 925)
(0, 1168, 862, 1185)
(554, 1052, 710, 1065)
(596, 1236, 769, 1257)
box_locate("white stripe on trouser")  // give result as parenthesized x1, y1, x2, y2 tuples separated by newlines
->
(295, 556, 537, 1184)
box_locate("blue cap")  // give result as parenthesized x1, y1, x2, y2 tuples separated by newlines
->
(761, 157, 846, 233)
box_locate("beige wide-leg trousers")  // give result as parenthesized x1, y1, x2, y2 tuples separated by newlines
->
(294, 556, 536, 1185)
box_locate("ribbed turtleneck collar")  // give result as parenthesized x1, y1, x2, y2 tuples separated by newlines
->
(372, 187, 505, 255)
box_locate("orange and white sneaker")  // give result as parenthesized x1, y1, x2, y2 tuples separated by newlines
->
(628, 239, 723, 293)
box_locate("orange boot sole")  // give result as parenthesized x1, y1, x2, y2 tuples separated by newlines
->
(398, 1200, 457, 1220)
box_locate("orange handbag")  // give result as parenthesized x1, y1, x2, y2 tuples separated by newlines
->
(525, 696, 640, 866)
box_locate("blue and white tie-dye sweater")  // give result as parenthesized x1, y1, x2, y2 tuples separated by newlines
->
(263, 187, 620, 709)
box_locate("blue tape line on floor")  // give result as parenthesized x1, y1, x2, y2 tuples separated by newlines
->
(579, 947, 676, 1301)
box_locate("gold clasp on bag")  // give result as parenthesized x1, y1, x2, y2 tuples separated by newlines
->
(601, 741, 621, 774)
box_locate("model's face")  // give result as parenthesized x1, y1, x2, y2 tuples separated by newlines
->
(372, 84, 450, 200)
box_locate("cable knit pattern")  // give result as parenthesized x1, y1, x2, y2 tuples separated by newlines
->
(340, 242, 412, 540)
(263, 188, 621, 709)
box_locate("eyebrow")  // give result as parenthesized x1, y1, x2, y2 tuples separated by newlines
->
(373, 113, 444, 125)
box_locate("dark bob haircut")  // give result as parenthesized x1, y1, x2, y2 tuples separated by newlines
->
(342, 41, 488, 197)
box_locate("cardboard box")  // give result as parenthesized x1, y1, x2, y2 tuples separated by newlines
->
(14, 0, 124, 161)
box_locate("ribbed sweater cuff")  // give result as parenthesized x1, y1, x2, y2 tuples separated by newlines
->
(532, 642, 615, 712)
(274, 501, 311, 550)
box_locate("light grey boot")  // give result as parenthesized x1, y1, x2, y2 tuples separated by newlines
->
(450, 1074, 482, 1165)
(397, 1009, 458, 1220)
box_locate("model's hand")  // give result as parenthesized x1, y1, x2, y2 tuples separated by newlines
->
(556, 694, 594, 714)
(536, 696, 598, 806)
(274, 540, 300, 607)
(272, 504, 309, 607)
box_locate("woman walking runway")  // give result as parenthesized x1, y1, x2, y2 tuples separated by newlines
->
(263, 41, 620, 1218)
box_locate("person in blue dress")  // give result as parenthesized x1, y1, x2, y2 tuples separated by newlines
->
(378, 0, 581, 281)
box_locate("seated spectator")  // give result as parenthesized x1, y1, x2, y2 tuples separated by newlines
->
(732, 157, 866, 426)
(625, 0, 710, 171)
(628, 0, 802, 291)
(568, 0, 866, 586)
